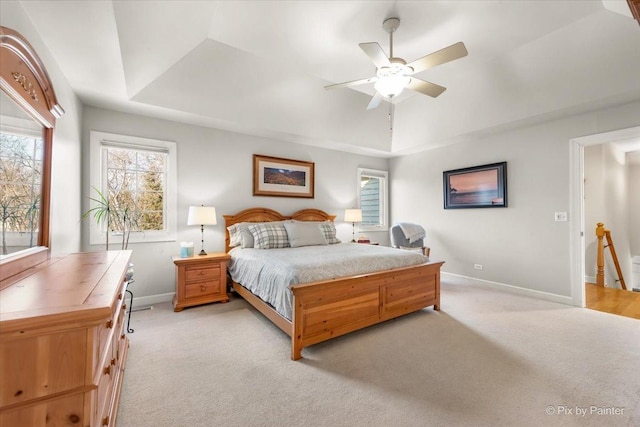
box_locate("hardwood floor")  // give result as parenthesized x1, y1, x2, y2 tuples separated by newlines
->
(585, 283, 640, 320)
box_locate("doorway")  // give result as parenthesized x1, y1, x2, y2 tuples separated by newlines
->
(570, 125, 640, 318)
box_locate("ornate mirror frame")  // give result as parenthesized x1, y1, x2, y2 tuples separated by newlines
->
(0, 26, 64, 283)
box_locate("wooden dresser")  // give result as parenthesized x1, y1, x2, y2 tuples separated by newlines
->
(0, 250, 132, 427)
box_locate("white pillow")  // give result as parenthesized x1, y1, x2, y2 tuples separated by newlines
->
(292, 220, 340, 244)
(284, 221, 328, 248)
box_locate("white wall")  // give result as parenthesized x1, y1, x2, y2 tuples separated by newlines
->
(628, 152, 640, 257)
(390, 100, 640, 300)
(584, 145, 605, 282)
(1, 1, 83, 255)
(82, 106, 389, 301)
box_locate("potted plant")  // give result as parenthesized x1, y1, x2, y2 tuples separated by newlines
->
(82, 186, 139, 250)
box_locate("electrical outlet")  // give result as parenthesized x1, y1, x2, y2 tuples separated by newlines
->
(555, 212, 568, 222)
(474, 264, 483, 270)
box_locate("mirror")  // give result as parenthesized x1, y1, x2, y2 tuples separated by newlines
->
(0, 90, 44, 257)
(0, 26, 63, 283)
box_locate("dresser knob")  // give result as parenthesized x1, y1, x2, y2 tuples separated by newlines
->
(104, 365, 111, 375)
(102, 416, 109, 426)
(200, 285, 206, 292)
(106, 320, 113, 329)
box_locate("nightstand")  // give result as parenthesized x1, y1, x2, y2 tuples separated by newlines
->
(172, 252, 231, 312)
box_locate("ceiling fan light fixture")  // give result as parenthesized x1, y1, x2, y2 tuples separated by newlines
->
(375, 62, 411, 98)
(375, 74, 410, 98)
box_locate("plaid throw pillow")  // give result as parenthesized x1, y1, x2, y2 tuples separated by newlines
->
(319, 222, 340, 244)
(248, 223, 290, 249)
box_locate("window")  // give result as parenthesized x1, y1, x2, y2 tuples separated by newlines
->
(0, 117, 43, 255)
(89, 131, 177, 246)
(357, 168, 388, 230)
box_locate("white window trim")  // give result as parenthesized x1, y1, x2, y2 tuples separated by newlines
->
(89, 131, 177, 246)
(357, 167, 388, 232)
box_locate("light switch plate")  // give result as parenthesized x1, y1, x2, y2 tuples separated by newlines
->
(555, 212, 568, 221)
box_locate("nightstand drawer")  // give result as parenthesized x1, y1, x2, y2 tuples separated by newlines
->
(185, 280, 221, 298)
(185, 266, 220, 282)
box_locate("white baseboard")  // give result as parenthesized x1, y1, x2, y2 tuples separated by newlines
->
(441, 272, 575, 306)
(585, 275, 596, 284)
(131, 292, 174, 308)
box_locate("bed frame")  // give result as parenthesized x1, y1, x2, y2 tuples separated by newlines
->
(224, 207, 444, 360)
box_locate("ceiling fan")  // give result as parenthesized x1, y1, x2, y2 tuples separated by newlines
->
(325, 17, 468, 110)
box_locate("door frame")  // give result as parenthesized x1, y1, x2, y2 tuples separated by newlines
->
(569, 126, 640, 307)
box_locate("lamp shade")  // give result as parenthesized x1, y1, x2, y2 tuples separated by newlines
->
(344, 208, 362, 223)
(187, 206, 217, 226)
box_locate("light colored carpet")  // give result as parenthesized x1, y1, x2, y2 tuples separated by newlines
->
(117, 276, 639, 426)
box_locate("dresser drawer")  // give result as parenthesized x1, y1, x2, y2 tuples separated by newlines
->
(185, 265, 220, 282)
(0, 329, 87, 407)
(185, 280, 221, 299)
(0, 392, 86, 427)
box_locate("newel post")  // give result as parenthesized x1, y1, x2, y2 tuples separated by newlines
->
(596, 222, 605, 287)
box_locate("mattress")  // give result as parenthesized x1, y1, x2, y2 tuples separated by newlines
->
(228, 243, 427, 320)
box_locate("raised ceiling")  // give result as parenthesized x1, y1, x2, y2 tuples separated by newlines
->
(17, 0, 640, 157)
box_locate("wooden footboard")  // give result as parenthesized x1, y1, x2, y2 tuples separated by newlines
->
(290, 260, 443, 360)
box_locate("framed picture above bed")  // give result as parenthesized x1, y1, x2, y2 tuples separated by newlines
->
(443, 162, 507, 209)
(253, 154, 315, 198)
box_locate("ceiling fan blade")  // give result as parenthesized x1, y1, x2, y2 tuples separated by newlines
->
(406, 78, 447, 98)
(359, 42, 390, 69)
(366, 92, 383, 110)
(324, 76, 377, 90)
(407, 42, 468, 74)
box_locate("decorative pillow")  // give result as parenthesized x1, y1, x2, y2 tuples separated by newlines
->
(283, 221, 328, 248)
(318, 221, 341, 244)
(227, 222, 255, 248)
(248, 223, 290, 249)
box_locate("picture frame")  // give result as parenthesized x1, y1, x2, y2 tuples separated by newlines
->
(253, 154, 315, 198)
(443, 162, 507, 209)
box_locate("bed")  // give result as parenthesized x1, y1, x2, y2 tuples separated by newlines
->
(224, 207, 444, 360)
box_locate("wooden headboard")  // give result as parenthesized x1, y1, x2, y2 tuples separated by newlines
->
(223, 207, 336, 253)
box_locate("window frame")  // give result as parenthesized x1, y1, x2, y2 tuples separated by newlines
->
(356, 167, 389, 232)
(89, 131, 177, 246)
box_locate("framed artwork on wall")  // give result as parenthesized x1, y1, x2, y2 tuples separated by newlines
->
(443, 162, 507, 209)
(253, 154, 315, 198)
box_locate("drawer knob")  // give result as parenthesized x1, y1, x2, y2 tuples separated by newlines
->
(111, 357, 116, 366)
(200, 285, 206, 292)
(102, 416, 109, 426)
(104, 365, 111, 375)
(106, 320, 113, 329)
(69, 414, 81, 424)
(118, 293, 122, 300)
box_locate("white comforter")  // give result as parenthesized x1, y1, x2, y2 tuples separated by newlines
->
(228, 243, 427, 320)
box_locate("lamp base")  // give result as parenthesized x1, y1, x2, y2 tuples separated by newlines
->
(198, 249, 207, 256)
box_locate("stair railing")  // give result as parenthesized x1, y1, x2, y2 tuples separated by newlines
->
(595, 222, 627, 290)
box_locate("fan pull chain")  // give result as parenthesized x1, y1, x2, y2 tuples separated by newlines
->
(389, 101, 394, 133)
